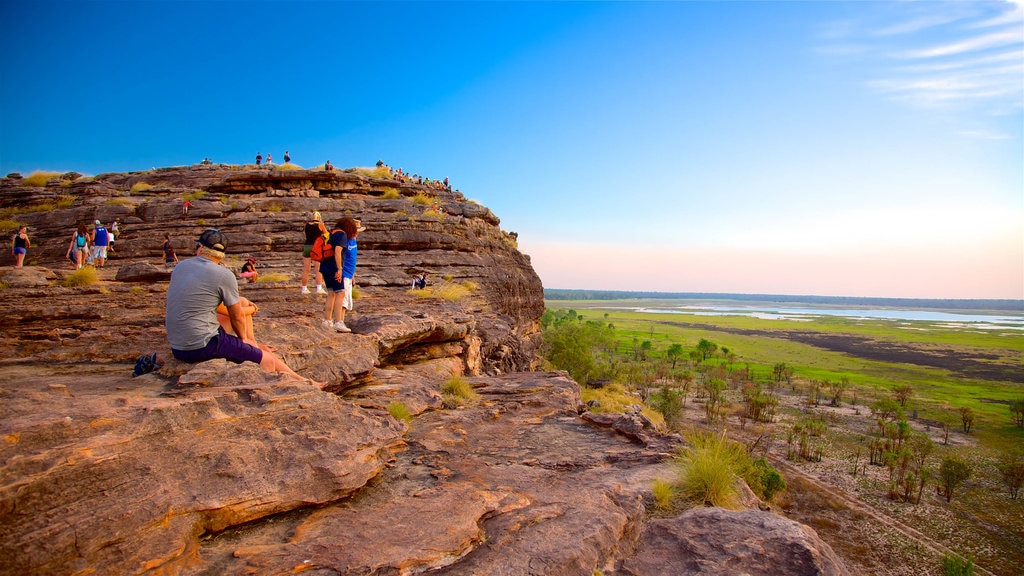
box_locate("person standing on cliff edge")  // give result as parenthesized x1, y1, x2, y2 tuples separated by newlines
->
(165, 229, 324, 387)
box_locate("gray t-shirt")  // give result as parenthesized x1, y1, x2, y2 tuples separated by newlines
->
(165, 256, 241, 350)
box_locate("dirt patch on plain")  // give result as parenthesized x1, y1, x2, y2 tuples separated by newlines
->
(679, 323, 1023, 383)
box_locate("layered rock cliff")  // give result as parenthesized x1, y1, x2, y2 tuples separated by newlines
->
(0, 165, 847, 575)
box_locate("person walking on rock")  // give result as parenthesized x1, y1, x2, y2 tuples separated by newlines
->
(256, 152, 262, 165)
(91, 220, 110, 267)
(165, 229, 323, 387)
(300, 211, 327, 294)
(284, 151, 291, 164)
(10, 225, 30, 267)
(66, 224, 89, 269)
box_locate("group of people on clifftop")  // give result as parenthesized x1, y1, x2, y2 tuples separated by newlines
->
(161, 211, 364, 388)
(376, 159, 451, 191)
(254, 151, 291, 166)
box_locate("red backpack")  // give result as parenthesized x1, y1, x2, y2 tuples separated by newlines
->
(310, 229, 340, 262)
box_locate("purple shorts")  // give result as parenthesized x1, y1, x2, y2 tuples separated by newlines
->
(12, 247, 26, 255)
(171, 326, 263, 365)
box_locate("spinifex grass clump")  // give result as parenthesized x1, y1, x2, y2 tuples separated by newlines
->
(408, 281, 473, 301)
(675, 430, 755, 509)
(388, 401, 412, 423)
(256, 272, 290, 283)
(23, 171, 61, 187)
(61, 267, 99, 287)
(441, 375, 478, 408)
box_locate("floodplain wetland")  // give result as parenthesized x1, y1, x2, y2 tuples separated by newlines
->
(543, 297, 1024, 575)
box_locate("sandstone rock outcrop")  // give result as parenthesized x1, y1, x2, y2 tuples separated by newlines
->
(0, 165, 847, 575)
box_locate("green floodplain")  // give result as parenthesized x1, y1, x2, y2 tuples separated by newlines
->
(542, 294, 1024, 573)
(543, 295, 1024, 446)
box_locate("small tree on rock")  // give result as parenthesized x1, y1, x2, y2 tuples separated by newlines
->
(1009, 398, 1024, 428)
(959, 406, 975, 434)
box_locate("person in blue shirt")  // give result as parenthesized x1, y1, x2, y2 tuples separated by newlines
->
(319, 217, 363, 333)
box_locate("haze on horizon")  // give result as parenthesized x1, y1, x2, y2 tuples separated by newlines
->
(1, 1, 1021, 300)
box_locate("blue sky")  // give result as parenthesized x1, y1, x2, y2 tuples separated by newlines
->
(2, 1, 1021, 299)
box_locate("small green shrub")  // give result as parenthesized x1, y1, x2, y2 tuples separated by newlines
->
(941, 553, 974, 576)
(441, 375, 478, 408)
(388, 401, 412, 423)
(380, 187, 401, 199)
(23, 171, 61, 187)
(752, 457, 787, 501)
(61, 267, 99, 287)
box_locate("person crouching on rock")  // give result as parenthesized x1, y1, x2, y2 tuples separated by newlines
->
(165, 229, 324, 387)
(240, 257, 258, 283)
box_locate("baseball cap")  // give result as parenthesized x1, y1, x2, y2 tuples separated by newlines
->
(197, 229, 226, 251)
(94, 219, 102, 225)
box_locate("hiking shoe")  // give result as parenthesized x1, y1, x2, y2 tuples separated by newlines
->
(316, 286, 327, 294)
(333, 322, 351, 333)
(301, 286, 310, 294)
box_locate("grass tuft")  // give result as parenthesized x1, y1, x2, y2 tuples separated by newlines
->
(388, 401, 412, 423)
(408, 281, 472, 301)
(256, 272, 290, 283)
(104, 198, 134, 206)
(23, 171, 61, 187)
(62, 267, 99, 287)
(441, 375, 478, 408)
(411, 193, 434, 205)
(652, 478, 676, 510)
(130, 182, 155, 193)
(380, 187, 401, 199)
(275, 163, 304, 171)
(675, 430, 753, 509)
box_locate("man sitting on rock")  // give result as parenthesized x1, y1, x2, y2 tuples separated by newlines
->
(165, 229, 324, 387)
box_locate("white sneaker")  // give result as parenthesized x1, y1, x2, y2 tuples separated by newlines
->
(301, 286, 310, 294)
(322, 319, 333, 328)
(333, 321, 351, 333)
(316, 286, 327, 294)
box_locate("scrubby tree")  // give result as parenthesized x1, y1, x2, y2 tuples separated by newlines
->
(893, 385, 914, 408)
(647, 386, 684, 428)
(540, 309, 615, 384)
(702, 377, 726, 423)
(997, 450, 1024, 500)
(666, 343, 684, 369)
(939, 455, 972, 503)
(1010, 398, 1024, 428)
(959, 406, 975, 434)
(696, 338, 718, 362)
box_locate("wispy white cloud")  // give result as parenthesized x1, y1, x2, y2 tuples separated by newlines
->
(903, 28, 1022, 58)
(819, 2, 1023, 119)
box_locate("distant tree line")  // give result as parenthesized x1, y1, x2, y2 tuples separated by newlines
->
(543, 289, 1023, 312)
